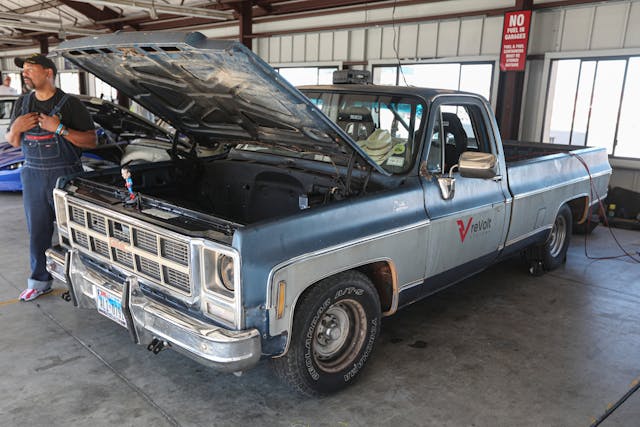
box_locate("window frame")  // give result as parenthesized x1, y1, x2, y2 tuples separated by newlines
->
(538, 49, 640, 164)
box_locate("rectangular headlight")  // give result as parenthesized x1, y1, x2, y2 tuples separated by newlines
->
(200, 246, 240, 326)
(201, 247, 238, 298)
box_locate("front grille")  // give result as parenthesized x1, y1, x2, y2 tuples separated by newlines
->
(66, 203, 192, 295)
(110, 221, 130, 243)
(92, 238, 110, 257)
(70, 206, 86, 226)
(87, 212, 106, 235)
(134, 229, 157, 254)
(113, 248, 134, 268)
(161, 238, 189, 266)
(72, 229, 89, 248)
(138, 256, 161, 280)
(163, 266, 190, 293)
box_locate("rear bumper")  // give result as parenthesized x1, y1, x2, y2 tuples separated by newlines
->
(45, 246, 261, 373)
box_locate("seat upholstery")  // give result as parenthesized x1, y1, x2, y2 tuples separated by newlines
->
(337, 106, 376, 140)
(442, 112, 468, 171)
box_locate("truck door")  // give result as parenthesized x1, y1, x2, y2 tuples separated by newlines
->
(420, 96, 510, 296)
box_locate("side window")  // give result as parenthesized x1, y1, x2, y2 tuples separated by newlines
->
(428, 103, 492, 173)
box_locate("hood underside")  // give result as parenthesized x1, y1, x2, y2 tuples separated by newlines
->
(54, 32, 386, 174)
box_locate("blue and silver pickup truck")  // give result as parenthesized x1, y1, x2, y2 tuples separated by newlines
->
(46, 32, 611, 396)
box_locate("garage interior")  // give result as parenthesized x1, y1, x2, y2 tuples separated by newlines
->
(1, 0, 639, 426)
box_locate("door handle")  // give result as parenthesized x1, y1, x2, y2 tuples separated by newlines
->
(492, 175, 503, 182)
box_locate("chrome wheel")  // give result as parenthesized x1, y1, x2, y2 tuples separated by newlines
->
(313, 300, 367, 373)
(548, 214, 567, 258)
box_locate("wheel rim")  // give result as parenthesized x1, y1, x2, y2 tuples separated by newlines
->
(548, 214, 567, 258)
(313, 299, 367, 373)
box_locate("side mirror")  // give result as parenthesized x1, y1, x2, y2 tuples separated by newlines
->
(458, 152, 498, 179)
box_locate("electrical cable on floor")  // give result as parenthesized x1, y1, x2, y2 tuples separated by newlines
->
(590, 377, 640, 426)
(569, 152, 640, 264)
(570, 153, 640, 425)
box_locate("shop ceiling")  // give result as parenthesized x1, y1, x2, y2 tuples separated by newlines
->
(0, 0, 604, 52)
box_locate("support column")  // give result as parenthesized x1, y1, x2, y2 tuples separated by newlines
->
(38, 36, 49, 54)
(117, 91, 130, 109)
(239, 1, 253, 49)
(495, 0, 532, 141)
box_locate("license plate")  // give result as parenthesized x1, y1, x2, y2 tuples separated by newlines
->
(96, 287, 127, 327)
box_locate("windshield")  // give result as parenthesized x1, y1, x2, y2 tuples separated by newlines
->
(301, 91, 424, 173)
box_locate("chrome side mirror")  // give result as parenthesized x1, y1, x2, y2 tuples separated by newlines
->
(458, 151, 498, 179)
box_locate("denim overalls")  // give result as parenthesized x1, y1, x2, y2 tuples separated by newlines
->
(20, 91, 83, 292)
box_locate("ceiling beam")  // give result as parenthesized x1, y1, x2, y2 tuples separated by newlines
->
(0, 19, 107, 36)
(67, 0, 234, 20)
(10, 1, 61, 14)
(0, 37, 34, 46)
(57, 0, 133, 31)
(0, 11, 63, 25)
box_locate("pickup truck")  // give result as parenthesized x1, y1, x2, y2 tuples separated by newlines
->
(45, 32, 611, 396)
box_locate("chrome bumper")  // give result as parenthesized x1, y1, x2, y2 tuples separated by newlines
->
(45, 247, 261, 373)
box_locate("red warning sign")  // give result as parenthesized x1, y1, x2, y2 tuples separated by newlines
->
(499, 10, 532, 71)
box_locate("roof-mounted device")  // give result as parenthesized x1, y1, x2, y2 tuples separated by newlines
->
(333, 70, 372, 84)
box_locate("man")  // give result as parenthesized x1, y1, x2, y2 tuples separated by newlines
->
(0, 75, 18, 95)
(6, 54, 97, 301)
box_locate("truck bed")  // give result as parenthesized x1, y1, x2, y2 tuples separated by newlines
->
(503, 140, 585, 164)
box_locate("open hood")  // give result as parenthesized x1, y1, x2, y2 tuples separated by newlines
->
(54, 32, 386, 174)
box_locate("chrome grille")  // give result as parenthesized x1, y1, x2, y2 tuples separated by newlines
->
(134, 229, 157, 254)
(110, 220, 130, 243)
(163, 266, 190, 293)
(92, 238, 110, 258)
(161, 238, 189, 266)
(66, 202, 192, 295)
(87, 212, 106, 235)
(72, 230, 89, 248)
(70, 206, 86, 226)
(113, 248, 134, 268)
(137, 256, 161, 280)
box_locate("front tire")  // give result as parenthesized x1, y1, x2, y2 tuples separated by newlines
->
(271, 271, 381, 396)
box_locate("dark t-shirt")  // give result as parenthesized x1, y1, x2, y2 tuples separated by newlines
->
(10, 89, 94, 133)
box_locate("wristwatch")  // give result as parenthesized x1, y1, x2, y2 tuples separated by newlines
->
(61, 127, 69, 137)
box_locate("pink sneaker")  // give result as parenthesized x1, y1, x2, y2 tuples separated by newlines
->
(19, 287, 53, 302)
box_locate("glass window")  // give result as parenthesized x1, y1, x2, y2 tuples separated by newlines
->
(373, 62, 494, 101)
(276, 67, 338, 86)
(544, 57, 639, 158)
(59, 72, 80, 95)
(547, 59, 580, 145)
(586, 60, 625, 154)
(267, 90, 426, 174)
(616, 58, 640, 158)
(3, 73, 21, 94)
(95, 78, 118, 102)
(427, 104, 490, 173)
(373, 66, 398, 85)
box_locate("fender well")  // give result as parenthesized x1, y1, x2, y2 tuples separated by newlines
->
(356, 261, 395, 315)
(270, 259, 398, 357)
(567, 196, 590, 225)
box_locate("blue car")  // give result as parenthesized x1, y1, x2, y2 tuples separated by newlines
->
(0, 95, 174, 191)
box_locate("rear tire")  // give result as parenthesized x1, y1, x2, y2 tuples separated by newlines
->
(541, 204, 572, 271)
(271, 271, 381, 396)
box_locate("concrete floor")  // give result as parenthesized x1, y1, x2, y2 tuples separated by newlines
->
(0, 191, 639, 427)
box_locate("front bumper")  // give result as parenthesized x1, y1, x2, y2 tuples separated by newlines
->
(45, 246, 261, 373)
